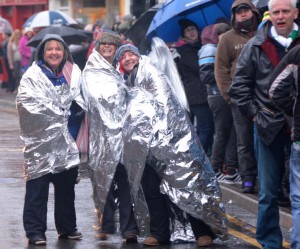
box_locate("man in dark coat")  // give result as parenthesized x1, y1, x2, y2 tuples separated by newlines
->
(228, 0, 300, 247)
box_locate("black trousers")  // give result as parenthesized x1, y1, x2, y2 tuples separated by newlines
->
(231, 103, 257, 181)
(208, 95, 238, 173)
(141, 164, 214, 242)
(101, 163, 138, 237)
(23, 167, 78, 238)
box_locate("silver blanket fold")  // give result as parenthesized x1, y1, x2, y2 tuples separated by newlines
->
(16, 62, 84, 181)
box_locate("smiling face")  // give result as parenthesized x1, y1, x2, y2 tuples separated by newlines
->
(43, 40, 64, 71)
(120, 51, 139, 74)
(269, 0, 298, 37)
(98, 43, 118, 63)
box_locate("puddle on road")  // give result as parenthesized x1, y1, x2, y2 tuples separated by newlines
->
(0, 178, 23, 183)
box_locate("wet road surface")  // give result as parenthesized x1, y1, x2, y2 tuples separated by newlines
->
(0, 91, 290, 249)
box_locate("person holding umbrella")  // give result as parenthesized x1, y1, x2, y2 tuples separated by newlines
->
(16, 34, 85, 245)
(173, 18, 214, 157)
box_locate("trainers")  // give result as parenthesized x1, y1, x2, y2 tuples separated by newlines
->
(242, 181, 255, 194)
(215, 169, 226, 182)
(125, 233, 138, 243)
(59, 231, 82, 240)
(197, 235, 213, 247)
(28, 235, 47, 246)
(224, 171, 241, 184)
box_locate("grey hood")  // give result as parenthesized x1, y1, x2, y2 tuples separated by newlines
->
(35, 33, 73, 64)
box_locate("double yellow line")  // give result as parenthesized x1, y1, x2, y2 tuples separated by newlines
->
(227, 214, 290, 248)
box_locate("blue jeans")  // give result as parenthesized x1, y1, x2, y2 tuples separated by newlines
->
(290, 143, 300, 249)
(190, 103, 214, 155)
(254, 125, 291, 249)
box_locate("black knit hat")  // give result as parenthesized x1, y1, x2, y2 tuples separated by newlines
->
(178, 18, 198, 37)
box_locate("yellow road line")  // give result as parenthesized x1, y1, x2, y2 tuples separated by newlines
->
(227, 214, 290, 249)
(228, 227, 262, 248)
(0, 148, 23, 152)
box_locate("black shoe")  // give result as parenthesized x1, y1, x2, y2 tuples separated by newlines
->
(28, 235, 47, 246)
(242, 181, 255, 194)
(125, 233, 138, 243)
(59, 231, 82, 240)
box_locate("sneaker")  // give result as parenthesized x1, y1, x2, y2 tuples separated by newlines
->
(224, 171, 241, 184)
(59, 231, 82, 240)
(28, 235, 47, 246)
(242, 181, 255, 194)
(125, 233, 138, 243)
(197, 235, 213, 247)
(215, 169, 226, 182)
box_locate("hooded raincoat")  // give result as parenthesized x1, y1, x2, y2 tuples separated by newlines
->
(16, 34, 86, 181)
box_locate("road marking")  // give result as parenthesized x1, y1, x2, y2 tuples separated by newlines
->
(0, 148, 23, 152)
(227, 214, 290, 249)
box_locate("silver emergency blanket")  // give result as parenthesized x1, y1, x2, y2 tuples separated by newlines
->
(82, 49, 227, 240)
(148, 37, 189, 112)
(122, 56, 227, 240)
(16, 62, 85, 181)
(81, 49, 128, 223)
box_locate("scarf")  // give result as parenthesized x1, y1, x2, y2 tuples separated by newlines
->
(271, 23, 298, 48)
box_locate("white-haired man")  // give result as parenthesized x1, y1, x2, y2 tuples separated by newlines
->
(228, 0, 299, 248)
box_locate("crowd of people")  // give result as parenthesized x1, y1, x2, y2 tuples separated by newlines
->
(1, 0, 299, 248)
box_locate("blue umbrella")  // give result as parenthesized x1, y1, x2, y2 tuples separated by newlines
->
(146, 0, 234, 43)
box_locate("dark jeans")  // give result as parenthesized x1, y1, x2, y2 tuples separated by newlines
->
(190, 103, 214, 155)
(231, 104, 257, 181)
(208, 96, 238, 173)
(141, 164, 214, 242)
(23, 167, 78, 238)
(254, 125, 291, 248)
(101, 163, 138, 237)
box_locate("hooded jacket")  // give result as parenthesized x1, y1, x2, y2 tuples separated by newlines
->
(215, 0, 261, 104)
(16, 34, 85, 180)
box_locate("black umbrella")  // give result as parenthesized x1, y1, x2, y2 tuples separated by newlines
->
(27, 26, 90, 48)
(125, 4, 162, 54)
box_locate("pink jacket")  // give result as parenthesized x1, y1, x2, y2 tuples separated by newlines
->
(19, 35, 32, 67)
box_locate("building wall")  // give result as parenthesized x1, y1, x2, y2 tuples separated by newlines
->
(0, 0, 47, 30)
